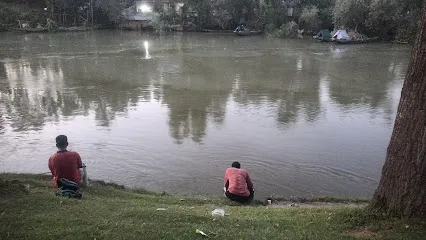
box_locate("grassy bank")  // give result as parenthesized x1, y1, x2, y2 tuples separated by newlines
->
(0, 174, 425, 239)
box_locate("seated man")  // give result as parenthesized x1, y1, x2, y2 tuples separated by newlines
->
(48, 135, 83, 187)
(224, 161, 254, 203)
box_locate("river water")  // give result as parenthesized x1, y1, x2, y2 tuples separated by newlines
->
(0, 31, 410, 198)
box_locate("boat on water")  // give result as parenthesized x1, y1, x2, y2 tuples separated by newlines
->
(202, 29, 234, 33)
(12, 28, 48, 33)
(332, 30, 351, 44)
(12, 27, 89, 33)
(313, 29, 332, 42)
(334, 39, 351, 44)
(233, 30, 262, 36)
(56, 27, 90, 32)
(233, 25, 262, 36)
(345, 37, 380, 44)
(314, 29, 379, 44)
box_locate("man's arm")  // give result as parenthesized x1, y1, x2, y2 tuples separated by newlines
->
(246, 172, 254, 189)
(76, 153, 83, 168)
(224, 169, 229, 188)
(48, 157, 54, 174)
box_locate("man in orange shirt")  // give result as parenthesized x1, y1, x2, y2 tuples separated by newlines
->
(224, 161, 254, 203)
(48, 135, 83, 187)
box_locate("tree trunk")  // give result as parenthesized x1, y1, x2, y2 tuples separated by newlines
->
(90, 0, 94, 26)
(370, 2, 426, 217)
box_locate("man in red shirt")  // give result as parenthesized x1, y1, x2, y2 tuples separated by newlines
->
(48, 135, 83, 187)
(224, 161, 254, 203)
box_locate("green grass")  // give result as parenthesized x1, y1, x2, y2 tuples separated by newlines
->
(0, 174, 425, 240)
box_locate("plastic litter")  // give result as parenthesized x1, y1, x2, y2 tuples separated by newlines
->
(195, 229, 208, 237)
(156, 208, 167, 211)
(211, 208, 225, 217)
(82, 163, 88, 187)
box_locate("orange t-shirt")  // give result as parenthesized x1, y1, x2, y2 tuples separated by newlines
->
(48, 151, 82, 187)
(224, 168, 253, 196)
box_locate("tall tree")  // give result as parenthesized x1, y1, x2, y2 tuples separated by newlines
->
(370, 1, 426, 217)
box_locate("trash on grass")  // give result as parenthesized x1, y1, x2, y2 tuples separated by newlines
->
(211, 208, 225, 217)
(156, 208, 167, 211)
(196, 229, 208, 237)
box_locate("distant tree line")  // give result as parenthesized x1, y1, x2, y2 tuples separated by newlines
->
(0, 0, 424, 41)
(179, 0, 423, 41)
(0, 0, 134, 30)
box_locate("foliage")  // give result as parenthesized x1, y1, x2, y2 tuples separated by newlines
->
(366, 0, 398, 40)
(299, 5, 319, 33)
(0, 0, 423, 41)
(185, 0, 213, 29)
(273, 21, 299, 38)
(264, 23, 277, 35)
(1, 173, 426, 239)
(333, 0, 371, 31)
(227, 0, 258, 25)
(211, 5, 232, 30)
(261, 0, 288, 28)
(151, 3, 184, 34)
(0, 2, 45, 28)
(366, 0, 424, 41)
(42, 0, 133, 27)
(394, 8, 422, 42)
(94, 0, 133, 24)
(151, 13, 171, 34)
(332, 0, 423, 41)
(184, 0, 259, 30)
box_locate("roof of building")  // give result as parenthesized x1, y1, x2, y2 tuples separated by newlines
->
(122, 5, 154, 21)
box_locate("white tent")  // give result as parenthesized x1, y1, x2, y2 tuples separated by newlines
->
(333, 30, 351, 40)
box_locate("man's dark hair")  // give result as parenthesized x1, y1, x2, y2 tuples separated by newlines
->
(232, 161, 241, 169)
(56, 135, 68, 148)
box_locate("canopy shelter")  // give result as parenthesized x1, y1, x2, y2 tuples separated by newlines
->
(314, 29, 331, 41)
(333, 30, 351, 41)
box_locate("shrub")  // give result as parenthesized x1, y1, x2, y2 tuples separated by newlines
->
(0, 2, 45, 28)
(333, 0, 370, 31)
(151, 13, 170, 34)
(300, 5, 320, 34)
(273, 21, 299, 38)
(264, 23, 276, 35)
(365, 0, 422, 42)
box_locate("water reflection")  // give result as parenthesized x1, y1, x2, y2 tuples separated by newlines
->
(0, 32, 410, 197)
(144, 41, 151, 59)
(0, 33, 408, 141)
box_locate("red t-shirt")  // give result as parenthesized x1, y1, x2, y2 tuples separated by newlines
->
(48, 151, 82, 186)
(224, 168, 253, 196)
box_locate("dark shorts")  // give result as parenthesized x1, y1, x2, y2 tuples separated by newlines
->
(225, 190, 254, 203)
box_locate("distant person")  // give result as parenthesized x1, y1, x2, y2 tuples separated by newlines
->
(223, 161, 254, 203)
(235, 24, 245, 32)
(48, 135, 84, 187)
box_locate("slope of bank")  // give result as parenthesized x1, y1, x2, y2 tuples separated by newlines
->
(0, 173, 425, 240)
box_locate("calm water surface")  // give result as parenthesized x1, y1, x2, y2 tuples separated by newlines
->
(0, 31, 410, 198)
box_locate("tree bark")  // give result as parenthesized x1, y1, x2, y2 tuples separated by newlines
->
(370, 2, 426, 217)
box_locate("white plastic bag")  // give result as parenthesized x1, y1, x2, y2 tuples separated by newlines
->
(211, 208, 225, 217)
